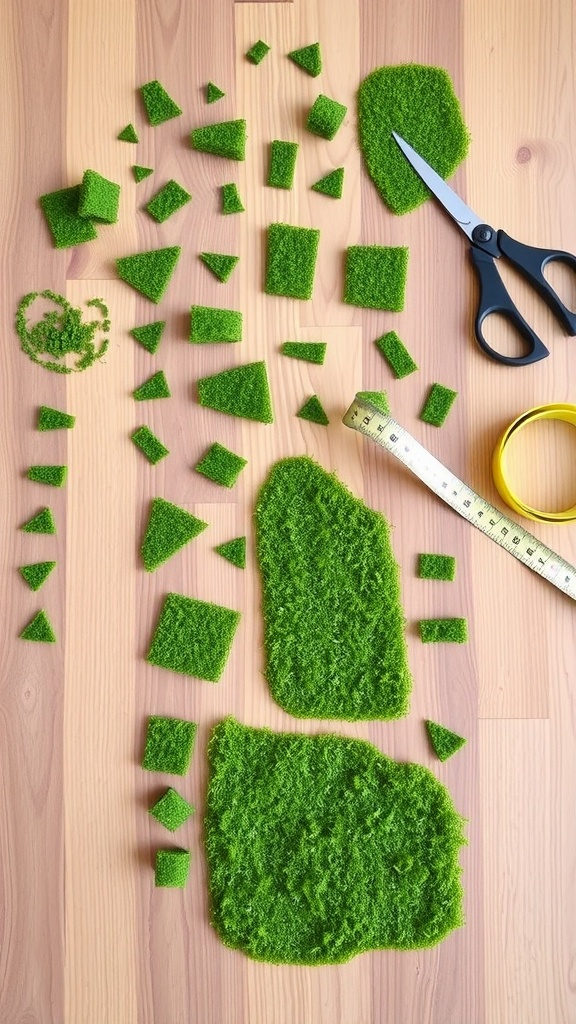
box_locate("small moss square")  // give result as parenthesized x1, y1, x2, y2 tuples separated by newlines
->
(131, 426, 169, 465)
(418, 553, 456, 581)
(79, 169, 120, 224)
(419, 618, 468, 644)
(38, 406, 75, 430)
(27, 465, 67, 487)
(143, 715, 198, 775)
(344, 246, 409, 311)
(146, 180, 191, 223)
(306, 94, 347, 140)
(155, 848, 191, 888)
(195, 442, 247, 488)
(246, 39, 270, 64)
(268, 141, 299, 190)
(420, 383, 457, 427)
(189, 305, 242, 344)
(265, 222, 320, 301)
(375, 330, 418, 378)
(222, 183, 244, 214)
(147, 593, 241, 681)
(150, 788, 195, 831)
(141, 80, 182, 125)
(40, 186, 98, 249)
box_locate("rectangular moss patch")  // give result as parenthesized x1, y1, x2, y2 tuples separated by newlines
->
(344, 246, 409, 311)
(418, 554, 456, 581)
(27, 465, 67, 487)
(142, 715, 197, 774)
(222, 182, 244, 214)
(265, 222, 320, 301)
(419, 618, 468, 643)
(420, 383, 457, 427)
(146, 180, 191, 223)
(195, 442, 247, 488)
(131, 426, 169, 464)
(189, 305, 242, 343)
(147, 593, 241, 681)
(268, 141, 298, 189)
(375, 330, 418, 378)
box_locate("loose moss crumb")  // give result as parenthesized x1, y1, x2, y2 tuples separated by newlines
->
(146, 180, 191, 223)
(246, 40, 270, 64)
(191, 120, 247, 161)
(268, 141, 299, 189)
(19, 561, 56, 591)
(199, 253, 239, 283)
(306, 94, 347, 140)
(142, 497, 207, 572)
(16, 291, 109, 373)
(375, 330, 418, 378)
(20, 609, 56, 643)
(141, 79, 182, 125)
(265, 222, 320, 301)
(133, 370, 171, 401)
(288, 42, 322, 77)
(142, 715, 198, 774)
(150, 788, 195, 831)
(311, 167, 344, 199)
(116, 246, 181, 303)
(344, 245, 409, 311)
(38, 406, 75, 430)
(426, 720, 467, 761)
(297, 395, 329, 426)
(197, 362, 274, 423)
(133, 164, 153, 182)
(131, 426, 169, 465)
(147, 593, 241, 681)
(215, 537, 246, 569)
(118, 123, 139, 143)
(195, 442, 247, 488)
(206, 81, 225, 104)
(221, 182, 245, 214)
(420, 383, 457, 427)
(27, 465, 67, 487)
(130, 321, 165, 355)
(78, 169, 120, 223)
(418, 554, 456, 581)
(419, 618, 468, 643)
(281, 342, 326, 364)
(39, 186, 98, 249)
(189, 305, 242, 343)
(21, 507, 56, 534)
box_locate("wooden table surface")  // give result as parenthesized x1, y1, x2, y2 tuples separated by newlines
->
(2, 0, 576, 1021)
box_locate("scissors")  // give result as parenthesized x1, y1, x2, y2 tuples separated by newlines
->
(392, 131, 576, 367)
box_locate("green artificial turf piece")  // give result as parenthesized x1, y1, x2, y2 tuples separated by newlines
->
(215, 537, 246, 569)
(281, 341, 326, 365)
(142, 497, 207, 572)
(142, 715, 198, 774)
(195, 442, 247, 488)
(116, 246, 181, 303)
(206, 81, 225, 103)
(255, 457, 412, 720)
(268, 141, 298, 190)
(358, 64, 470, 216)
(221, 182, 244, 214)
(418, 553, 456, 581)
(375, 330, 418, 378)
(141, 80, 182, 126)
(155, 849, 191, 887)
(20, 610, 56, 643)
(147, 593, 241, 681)
(133, 164, 153, 182)
(297, 395, 329, 426)
(21, 507, 56, 534)
(130, 321, 165, 355)
(191, 120, 247, 161)
(19, 561, 56, 591)
(131, 426, 169, 465)
(38, 405, 75, 430)
(197, 362, 274, 424)
(189, 305, 242, 343)
(206, 717, 466, 963)
(246, 40, 270, 65)
(146, 180, 191, 223)
(199, 253, 239, 284)
(419, 618, 468, 644)
(78, 169, 120, 223)
(420, 383, 457, 427)
(426, 721, 466, 762)
(344, 245, 409, 311)
(150, 788, 195, 831)
(27, 465, 67, 487)
(311, 167, 344, 199)
(265, 223, 320, 301)
(287, 42, 322, 77)
(118, 123, 139, 143)
(39, 186, 98, 249)
(133, 370, 171, 401)
(306, 94, 347, 140)
(357, 390, 390, 415)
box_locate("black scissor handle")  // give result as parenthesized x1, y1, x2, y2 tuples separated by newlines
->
(497, 230, 576, 336)
(469, 246, 550, 366)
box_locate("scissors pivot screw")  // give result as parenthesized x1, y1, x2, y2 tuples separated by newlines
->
(472, 225, 493, 243)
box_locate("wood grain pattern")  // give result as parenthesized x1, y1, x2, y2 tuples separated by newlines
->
(1, 0, 576, 1021)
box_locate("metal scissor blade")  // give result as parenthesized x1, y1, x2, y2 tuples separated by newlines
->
(392, 131, 484, 242)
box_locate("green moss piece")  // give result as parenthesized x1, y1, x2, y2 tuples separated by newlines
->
(288, 42, 322, 77)
(195, 442, 247, 488)
(19, 561, 56, 591)
(116, 246, 181, 304)
(147, 593, 241, 681)
(189, 305, 242, 344)
(38, 405, 75, 430)
(16, 291, 109, 374)
(215, 537, 246, 569)
(297, 395, 329, 426)
(78, 169, 120, 223)
(142, 714, 198, 775)
(39, 186, 98, 249)
(21, 507, 56, 534)
(344, 245, 409, 311)
(306, 94, 347, 140)
(118, 123, 139, 143)
(206, 717, 466, 962)
(281, 341, 326, 365)
(420, 383, 457, 427)
(221, 183, 244, 214)
(199, 253, 239, 284)
(357, 390, 390, 415)
(155, 848, 191, 887)
(268, 141, 298, 189)
(418, 553, 456, 581)
(419, 618, 468, 644)
(141, 79, 182, 126)
(265, 222, 320, 301)
(426, 720, 466, 761)
(130, 320, 165, 355)
(133, 370, 171, 401)
(311, 166, 344, 199)
(191, 120, 246, 161)
(375, 330, 418, 378)
(246, 40, 270, 65)
(20, 610, 56, 643)
(197, 362, 274, 424)
(206, 81, 225, 103)
(142, 497, 207, 572)
(255, 457, 412, 720)
(358, 64, 470, 216)
(27, 465, 67, 487)
(133, 164, 153, 182)
(150, 788, 195, 831)
(145, 180, 191, 223)
(131, 426, 169, 465)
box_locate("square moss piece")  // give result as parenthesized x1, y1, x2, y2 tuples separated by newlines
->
(195, 442, 247, 488)
(146, 180, 191, 223)
(246, 39, 270, 64)
(306, 94, 347, 140)
(155, 848, 191, 888)
(150, 788, 195, 831)
(143, 715, 198, 775)
(40, 185, 98, 249)
(344, 246, 409, 311)
(265, 222, 320, 300)
(79, 170, 120, 223)
(147, 593, 241, 682)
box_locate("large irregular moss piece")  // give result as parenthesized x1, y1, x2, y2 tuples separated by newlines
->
(197, 362, 274, 424)
(191, 120, 247, 161)
(141, 497, 207, 572)
(255, 456, 412, 720)
(116, 247, 181, 303)
(206, 717, 466, 964)
(357, 64, 471, 216)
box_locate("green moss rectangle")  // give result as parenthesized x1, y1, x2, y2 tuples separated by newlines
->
(419, 618, 468, 643)
(268, 141, 298, 189)
(265, 222, 320, 301)
(189, 305, 242, 344)
(375, 331, 418, 378)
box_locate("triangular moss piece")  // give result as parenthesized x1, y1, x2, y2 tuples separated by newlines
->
(297, 395, 329, 426)
(197, 362, 274, 423)
(426, 720, 466, 761)
(142, 497, 208, 572)
(311, 167, 344, 199)
(141, 80, 182, 126)
(118, 123, 139, 143)
(130, 320, 165, 354)
(206, 82, 225, 104)
(116, 246, 181, 303)
(133, 164, 153, 183)
(190, 120, 247, 161)
(288, 43, 322, 77)
(133, 370, 171, 401)
(20, 610, 57, 643)
(38, 405, 75, 430)
(19, 561, 56, 591)
(21, 507, 56, 534)
(357, 390, 390, 415)
(200, 252, 239, 283)
(215, 537, 246, 569)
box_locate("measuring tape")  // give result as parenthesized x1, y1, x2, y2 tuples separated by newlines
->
(343, 395, 576, 601)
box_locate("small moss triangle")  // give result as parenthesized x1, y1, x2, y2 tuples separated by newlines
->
(133, 165, 153, 183)
(118, 123, 139, 143)
(20, 610, 56, 643)
(130, 321, 165, 354)
(311, 167, 344, 199)
(426, 720, 466, 761)
(215, 537, 246, 569)
(197, 362, 274, 423)
(297, 395, 329, 426)
(288, 43, 322, 77)
(200, 252, 239, 283)
(133, 370, 171, 401)
(357, 390, 390, 415)
(116, 246, 181, 304)
(19, 561, 56, 591)
(206, 82, 225, 104)
(38, 406, 75, 430)
(21, 507, 56, 534)
(142, 497, 208, 572)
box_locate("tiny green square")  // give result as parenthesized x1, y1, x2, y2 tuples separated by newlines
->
(195, 442, 247, 488)
(306, 94, 347, 140)
(147, 593, 241, 681)
(155, 848, 191, 887)
(344, 246, 409, 311)
(40, 186, 98, 249)
(150, 787, 195, 831)
(246, 39, 270, 64)
(142, 715, 198, 775)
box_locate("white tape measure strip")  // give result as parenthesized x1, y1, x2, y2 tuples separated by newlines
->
(343, 396, 576, 602)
